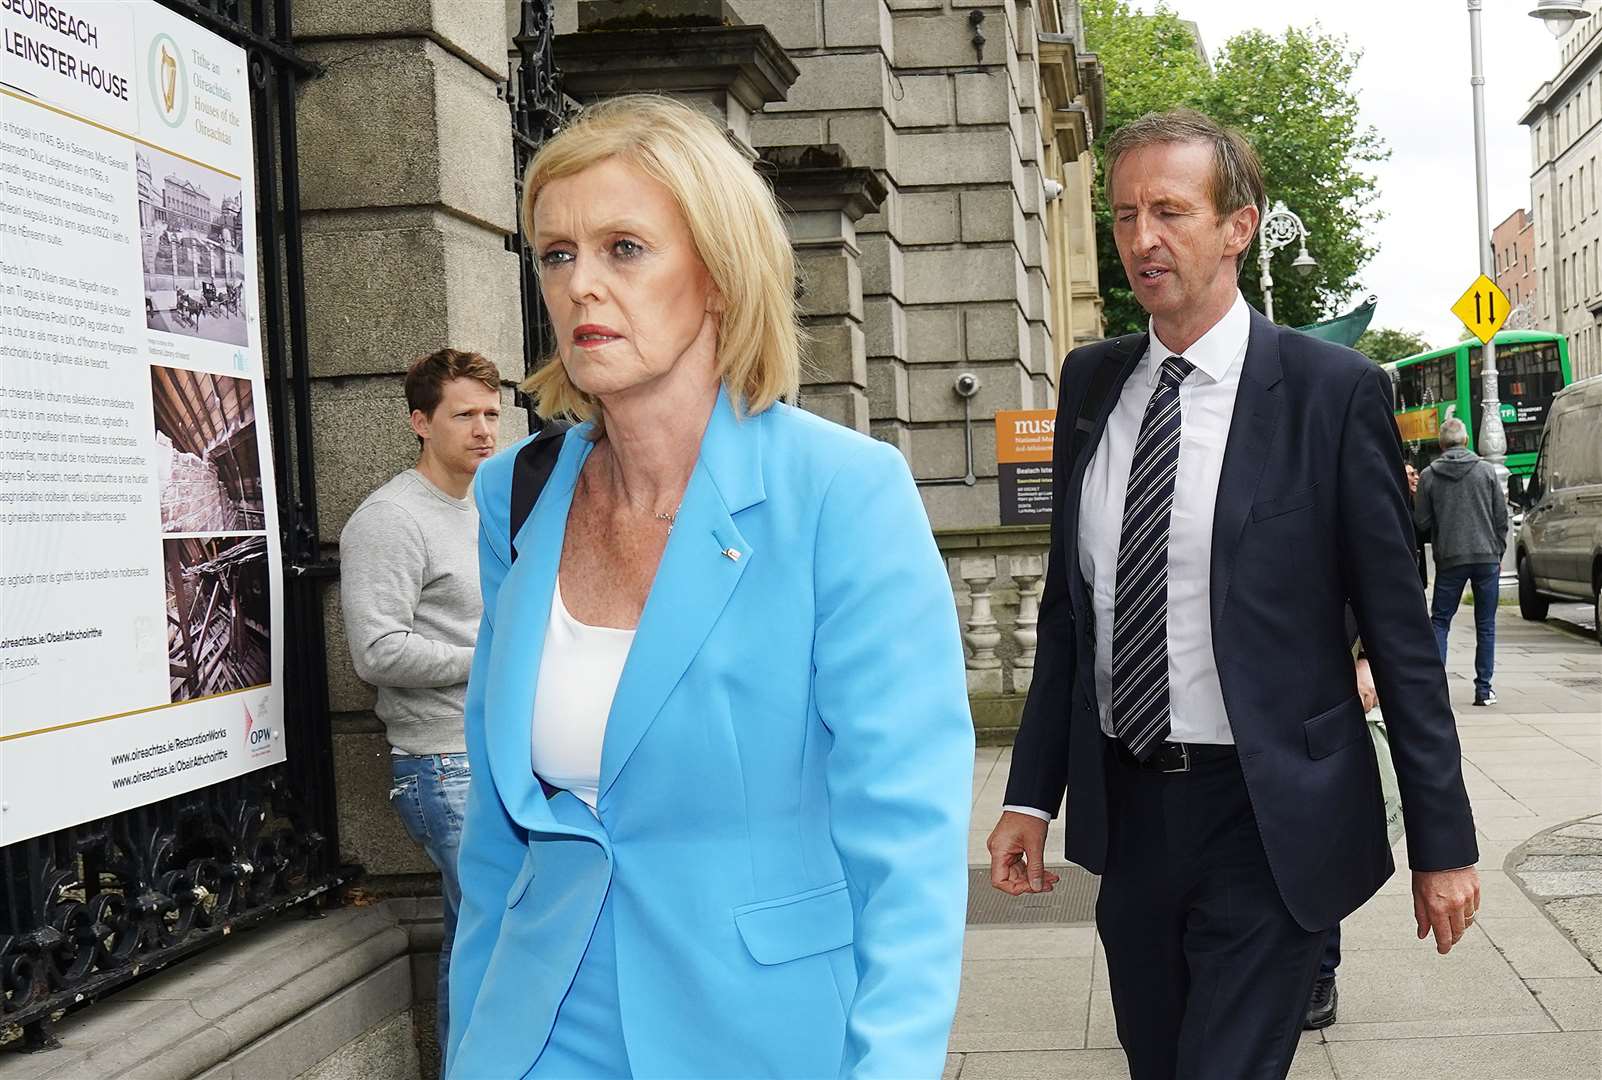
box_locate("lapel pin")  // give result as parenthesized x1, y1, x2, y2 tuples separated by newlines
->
(722, 547, 741, 562)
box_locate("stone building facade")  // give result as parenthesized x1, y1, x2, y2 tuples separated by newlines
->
(1522, 1, 1602, 380)
(285, 2, 1107, 1071)
(1493, 208, 1539, 327)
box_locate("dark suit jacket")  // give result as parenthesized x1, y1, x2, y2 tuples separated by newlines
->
(1004, 308, 1477, 931)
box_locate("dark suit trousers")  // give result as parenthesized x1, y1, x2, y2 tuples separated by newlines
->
(1097, 741, 1326, 1080)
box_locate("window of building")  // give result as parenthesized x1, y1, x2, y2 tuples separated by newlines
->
(1543, 268, 1551, 317)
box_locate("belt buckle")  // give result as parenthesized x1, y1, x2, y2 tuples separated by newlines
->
(1158, 743, 1190, 774)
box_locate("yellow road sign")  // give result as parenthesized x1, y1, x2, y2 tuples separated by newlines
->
(1451, 274, 1511, 345)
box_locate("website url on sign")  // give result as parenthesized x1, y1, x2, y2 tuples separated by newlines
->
(111, 748, 229, 790)
(108, 727, 228, 766)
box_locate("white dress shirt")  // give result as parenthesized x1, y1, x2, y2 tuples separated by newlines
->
(1007, 292, 1249, 821)
(530, 578, 635, 815)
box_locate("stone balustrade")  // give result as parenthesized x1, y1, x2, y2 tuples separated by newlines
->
(936, 524, 1051, 744)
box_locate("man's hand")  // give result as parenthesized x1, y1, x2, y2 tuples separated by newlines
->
(1412, 866, 1481, 955)
(1355, 657, 1378, 713)
(988, 811, 1061, 896)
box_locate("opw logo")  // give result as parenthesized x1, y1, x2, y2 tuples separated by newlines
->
(147, 33, 188, 129)
(243, 691, 274, 758)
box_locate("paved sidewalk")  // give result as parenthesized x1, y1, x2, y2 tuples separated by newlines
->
(953, 605, 1602, 1079)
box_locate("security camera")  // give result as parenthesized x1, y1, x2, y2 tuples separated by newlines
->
(1043, 178, 1064, 202)
(954, 372, 981, 398)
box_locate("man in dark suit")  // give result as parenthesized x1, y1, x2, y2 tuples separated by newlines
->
(986, 110, 1479, 1080)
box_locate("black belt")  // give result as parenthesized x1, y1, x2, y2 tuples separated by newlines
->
(1111, 738, 1237, 774)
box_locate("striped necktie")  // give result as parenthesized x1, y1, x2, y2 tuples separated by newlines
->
(1110, 355, 1195, 760)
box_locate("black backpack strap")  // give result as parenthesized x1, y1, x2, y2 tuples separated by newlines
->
(509, 420, 571, 562)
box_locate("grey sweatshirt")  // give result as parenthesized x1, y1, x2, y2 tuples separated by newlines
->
(1414, 447, 1509, 570)
(339, 469, 480, 755)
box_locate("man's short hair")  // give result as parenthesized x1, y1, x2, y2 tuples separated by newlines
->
(404, 349, 499, 419)
(1104, 109, 1267, 268)
(1438, 417, 1469, 450)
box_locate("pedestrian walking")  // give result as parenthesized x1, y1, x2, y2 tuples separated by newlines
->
(1414, 418, 1509, 706)
(338, 348, 502, 1058)
(1305, 611, 1408, 1031)
(1406, 462, 1429, 588)
(986, 108, 1479, 1080)
(445, 95, 972, 1080)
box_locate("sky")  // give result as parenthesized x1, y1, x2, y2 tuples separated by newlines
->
(1120, 0, 1565, 346)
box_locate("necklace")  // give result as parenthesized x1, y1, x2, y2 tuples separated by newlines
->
(623, 488, 681, 533)
(605, 447, 682, 533)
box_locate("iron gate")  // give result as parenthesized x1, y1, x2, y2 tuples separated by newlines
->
(0, 0, 343, 1048)
(508, 0, 575, 413)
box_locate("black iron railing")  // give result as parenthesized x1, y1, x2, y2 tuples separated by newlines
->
(0, 0, 343, 1049)
(506, 0, 575, 424)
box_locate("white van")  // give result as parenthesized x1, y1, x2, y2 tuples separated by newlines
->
(1510, 374, 1602, 645)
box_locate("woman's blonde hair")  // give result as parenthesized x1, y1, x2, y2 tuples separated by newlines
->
(519, 95, 801, 424)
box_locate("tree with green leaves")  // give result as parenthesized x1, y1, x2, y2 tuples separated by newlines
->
(1355, 328, 1434, 364)
(1082, 4, 1389, 334)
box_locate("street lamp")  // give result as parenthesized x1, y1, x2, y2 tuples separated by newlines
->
(1529, 0, 1591, 37)
(1256, 200, 1316, 323)
(1465, 0, 1511, 474)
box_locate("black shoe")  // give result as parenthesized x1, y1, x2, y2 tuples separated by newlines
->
(1303, 975, 1337, 1030)
(1473, 690, 1498, 707)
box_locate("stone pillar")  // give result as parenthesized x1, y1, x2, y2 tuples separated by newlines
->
(729, 0, 909, 446)
(959, 555, 1003, 694)
(292, 5, 525, 1072)
(760, 146, 886, 431)
(1010, 552, 1044, 694)
(554, 1, 798, 156)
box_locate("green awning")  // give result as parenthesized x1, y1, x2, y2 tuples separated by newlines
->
(1295, 295, 1377, 347)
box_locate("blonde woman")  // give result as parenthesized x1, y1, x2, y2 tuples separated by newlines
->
(444, 95, 973, 1079)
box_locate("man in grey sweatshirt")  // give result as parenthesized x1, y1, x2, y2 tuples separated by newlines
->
(1414, 417, 1509, 706)
(339, 348, 500, 1053)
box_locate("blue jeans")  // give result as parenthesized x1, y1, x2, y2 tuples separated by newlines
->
(1429, 562, 1500, 699)
(389, 753, 469, 1054)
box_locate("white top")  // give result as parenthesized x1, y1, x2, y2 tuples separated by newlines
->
(1006, 293, 1250, 823)
(1079, 292, 1249, 745)
(530, 578, 635, 815)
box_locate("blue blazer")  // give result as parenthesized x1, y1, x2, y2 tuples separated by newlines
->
(446, 389, 974, 1079)
(1005, 309, 1477, 931)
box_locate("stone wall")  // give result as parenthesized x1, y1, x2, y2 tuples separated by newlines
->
(155, 431, 231, 532)
(533, 1, 1105, 530)
(721, 1, 1048, 528)
(292, 5, 528, 1070)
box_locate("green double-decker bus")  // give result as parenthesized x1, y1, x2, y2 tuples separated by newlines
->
(1381, 331, 1573, 478)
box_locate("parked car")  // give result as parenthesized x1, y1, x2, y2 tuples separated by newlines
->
(1509, 374, 1602, 646)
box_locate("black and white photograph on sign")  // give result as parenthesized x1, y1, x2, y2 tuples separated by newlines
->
(151, 365, 264, 533)
(137, 148, 248, 346)
(163, 534, 270, 704)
